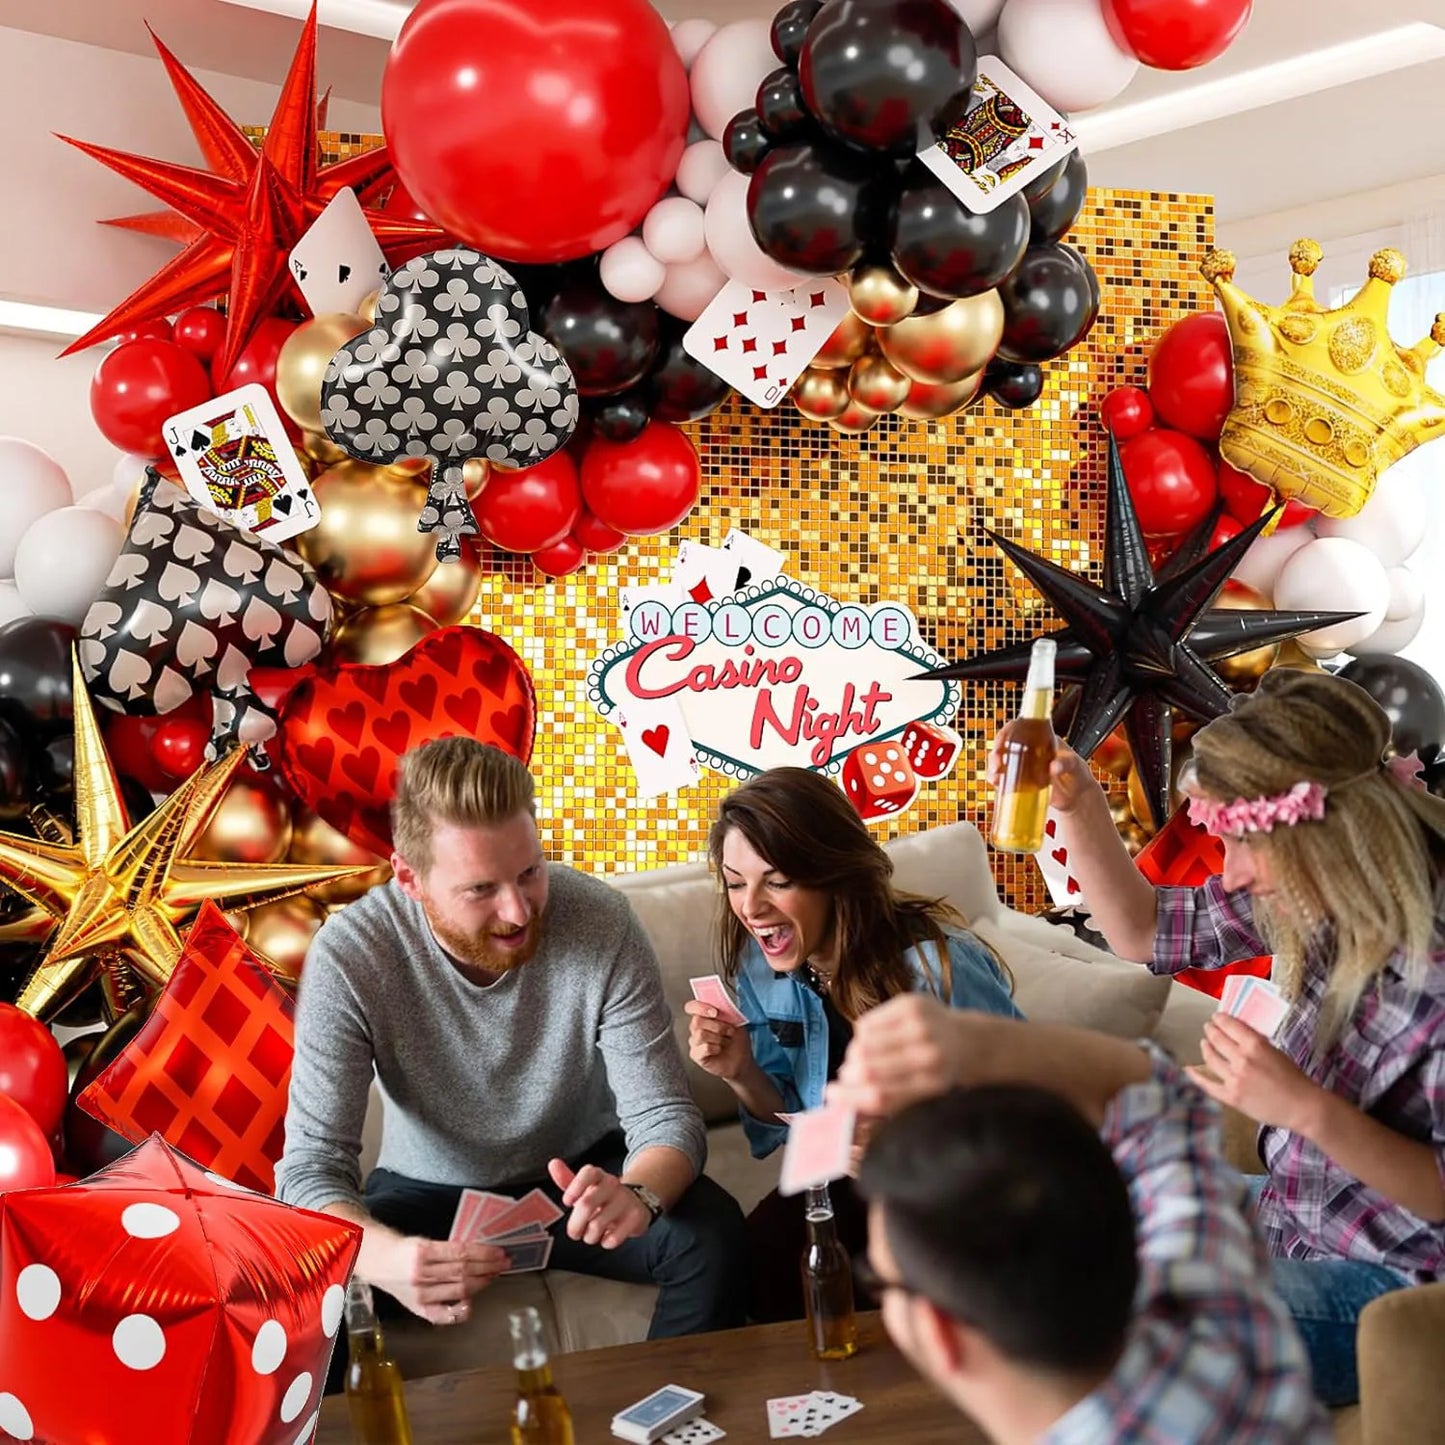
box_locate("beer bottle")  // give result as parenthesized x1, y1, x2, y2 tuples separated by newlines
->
(344, 1277, 414, 1445)
(990, 637, 1057, 854)
(801, 1185, 858, 1361)
(509, 1306, 575, 1445)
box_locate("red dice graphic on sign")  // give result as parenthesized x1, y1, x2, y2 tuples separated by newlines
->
(842, 741, 920, 821)
(900, 721, 962, 780)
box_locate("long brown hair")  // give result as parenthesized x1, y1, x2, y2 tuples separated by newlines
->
(1192, 669, 1445, 1041)
(709, 767, 983, 1020)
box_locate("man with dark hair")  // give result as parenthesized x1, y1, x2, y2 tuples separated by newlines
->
(836, 998, 1330, 1443)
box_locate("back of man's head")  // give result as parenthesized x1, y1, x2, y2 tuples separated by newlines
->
(857, 1085, 1138, 1376)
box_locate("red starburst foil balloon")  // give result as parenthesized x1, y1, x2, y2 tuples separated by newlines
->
(58, 2, 443, 377)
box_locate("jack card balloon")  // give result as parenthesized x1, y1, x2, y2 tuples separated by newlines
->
(320, 247, 581, 561)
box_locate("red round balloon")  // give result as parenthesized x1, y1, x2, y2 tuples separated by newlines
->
(382, 0, 690, 264)
(571, 510, 627, 555)
(1217, 461, 1315, 529)
(1147, 311, 1234, 441)
(174, 306, 227, 363)
(1103, 0, 1252, 70)
(582, 423, 702, 536)
(1208, 513, 1243, 551)
(117, 318, 175, 344)
(0, 1090, 57, 1193)
(533, 536, 588, 577)
(1100, 385, 1154, 441)
(382, 179, 437, 227)
(212, 316, 302, 441)
(150, 717, 212, 780)
(104, 691, 214, 794)
(473, 452, 582, 553)
(0, 1003, 68, 1139)
(90, 339, 213, 457)
(1120, 428, 1219, 537)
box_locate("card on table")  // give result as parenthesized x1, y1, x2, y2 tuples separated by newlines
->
(721, 528, 786, 590)
(288, 186, 390, 317)
(917, 57, 1079, 214)
(689, 974, 748, 1026)
(767, 1390, 863, 1438)
(683, 278, 851, 409)
(163, 384, 319, 543)
(612, 1383, 708, 1444)
(778, 1105, 856, 1197)
(660, 1420, 725, 1445)
(616, 698, 703, 800)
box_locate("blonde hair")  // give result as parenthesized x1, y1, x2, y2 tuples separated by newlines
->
(1191, 669, 1445, 1043)
(390, 738, 534, 872)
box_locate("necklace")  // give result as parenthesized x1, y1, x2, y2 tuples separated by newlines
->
(803, 961, 834, 996)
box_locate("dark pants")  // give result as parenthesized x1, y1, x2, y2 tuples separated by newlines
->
(745, 1177, 875, 1324)
(325, 1132, 747, 1394)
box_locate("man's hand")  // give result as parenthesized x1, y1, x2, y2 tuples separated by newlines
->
(987, 735, 1099, 816)
(548, 1159, 652, 1249)
(826, 995, 971, 1117)
(365, 1235, 509, 1326)
(1188, 1013, 1323, 1132)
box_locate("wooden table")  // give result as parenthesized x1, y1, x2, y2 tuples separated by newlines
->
(317, 1312, 987, 1443)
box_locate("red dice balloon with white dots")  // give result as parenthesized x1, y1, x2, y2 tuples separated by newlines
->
(0, 1134, 361, 1445)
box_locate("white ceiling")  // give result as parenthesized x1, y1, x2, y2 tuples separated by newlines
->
(0, 0, 1441, 224)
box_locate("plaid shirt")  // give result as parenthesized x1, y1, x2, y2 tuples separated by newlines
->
(1154, 878, 1445, 1282)
(1044, 1048, 1329, 1444)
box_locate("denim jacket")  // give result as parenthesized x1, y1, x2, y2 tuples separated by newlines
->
(735, 927, 1022, 1159)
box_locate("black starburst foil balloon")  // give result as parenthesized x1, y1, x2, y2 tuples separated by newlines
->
(916, 435, 1364, 826)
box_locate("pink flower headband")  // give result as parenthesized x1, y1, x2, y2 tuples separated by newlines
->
(1187, 753, 1428, 838)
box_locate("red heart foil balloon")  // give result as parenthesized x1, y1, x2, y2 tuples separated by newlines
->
(274, 625, 536, 857)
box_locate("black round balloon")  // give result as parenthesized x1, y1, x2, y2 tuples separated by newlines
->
(747, 143, 892, 276)
(996, 242, 1100, 363)
(985, 359, 1045, 409)
(1338, 657, 1445, 757)
(32, 733, 73, 804)
(590, 390, 651, 442)
(540, 278, 660, 398)
(1022, 153, 1070, 204)
(63, 1003, 148, 1177)
(0, 716, 28, 822)
(649, 323, 733, 424)
(0, 618, 76, 742)
(799, 0, 977, 156)
(723, 108, 774, 176)
(890, 172, 1030, 299)
(771, 0, 824, 65)
(1027, 151, 1089, 245)
(757, 67, 811, 140)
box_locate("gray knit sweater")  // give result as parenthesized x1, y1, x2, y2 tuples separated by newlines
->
(275, 866, 706, 1213)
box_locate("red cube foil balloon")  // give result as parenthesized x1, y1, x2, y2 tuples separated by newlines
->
(0, 1135, 360, 1444)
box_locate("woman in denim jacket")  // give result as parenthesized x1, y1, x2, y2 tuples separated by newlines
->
(685, 766, 1020, 1321)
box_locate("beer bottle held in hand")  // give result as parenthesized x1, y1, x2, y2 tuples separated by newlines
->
(509, 1306, 575, 1445)
(801, 1184, 858, 1361)
(991, 638, 1057, 854)
(344, 1277, 414, 1445)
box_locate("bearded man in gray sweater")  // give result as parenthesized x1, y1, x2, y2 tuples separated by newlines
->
(276, 737, 747, 1374)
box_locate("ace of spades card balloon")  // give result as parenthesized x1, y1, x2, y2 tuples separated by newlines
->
(79, 471, 333, 757)
(319, 247, 581, 562)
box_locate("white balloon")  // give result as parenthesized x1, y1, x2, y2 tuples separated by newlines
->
(76, 484, 133, 523)
(1385, 564, 1426, 622)
(1273, 537, 1391, 657)
(690, 19, 779, 141)
(998, 0, 1139, 114)
(705, 169, 812, 293)
(0, 580, 31, 628)
(599, 237, 667, 304)
(655, 253, 728, 322)
(0, 438, 73, 576)
(676, 140, 732, 206)
(14, 506, 125, 628)
(1348, 605, 1425, 657)
(1230, 523, 1313, 597)
(112, 452, 154, 493)
(941, 0, 1006, 30)
(670, 17, 718, 70)
(1314, 467, 1428, 568)
(644, 196, 708, 266)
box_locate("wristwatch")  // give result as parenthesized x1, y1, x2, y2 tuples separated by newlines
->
(623, 1182, 665, 1224)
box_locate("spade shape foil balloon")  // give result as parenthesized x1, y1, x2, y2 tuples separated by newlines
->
(320, 247, 582, 561)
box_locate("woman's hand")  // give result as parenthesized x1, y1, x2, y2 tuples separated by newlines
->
(987, 735, 1100, 817)
(684, 1000, 754, 1082)
(1187, 1013, 1323, 1132)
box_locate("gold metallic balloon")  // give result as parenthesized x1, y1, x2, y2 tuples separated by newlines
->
(409, 543, 483, 627)
(1212, 582, 1281, 687)
(811, 311, 874, 370)
(462, 458, 492, 500)
(1118, 820, 1150, 856)
(327, 602, 436, 666)
(879, 291, 1005, 385)
(849, 264, 919, 328)
(303, 431, 351, 467)
(792, 368, 851, 422)
(358, 288, 382, 323)
(192, 776, 293, 865)
(848, 353, 912, 413)
(238, 895, 330, 982)
(1273, 638, 1328, 675)
(275, 313, 371, 434)
(388, 456, 433, 483)
(895, 371, 984, 420)
(289, 808, 392, 907)
(828, 400, 882, 436)
(295, 460, 438, 606)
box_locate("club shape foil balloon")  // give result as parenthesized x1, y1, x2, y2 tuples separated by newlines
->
(0, 1135, 360, 1445)
(320, 248, 581, 562)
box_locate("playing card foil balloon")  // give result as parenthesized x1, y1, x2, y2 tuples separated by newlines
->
(79, 471, 333, 757)
(319, 247, 581, 562)
(0, 1134, 360, 1445)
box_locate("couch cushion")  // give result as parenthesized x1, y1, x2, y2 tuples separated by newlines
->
(882, 821, 1003, 926)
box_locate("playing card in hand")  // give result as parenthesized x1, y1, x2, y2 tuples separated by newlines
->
(1220, 976, 1289, 1038)
(684, 278, 851, 409)
(288, 186, 390, 316)
(778, 1105, 856, 1197)
(689, 974, 748, 1026)
(917, 57, 1079, 214)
